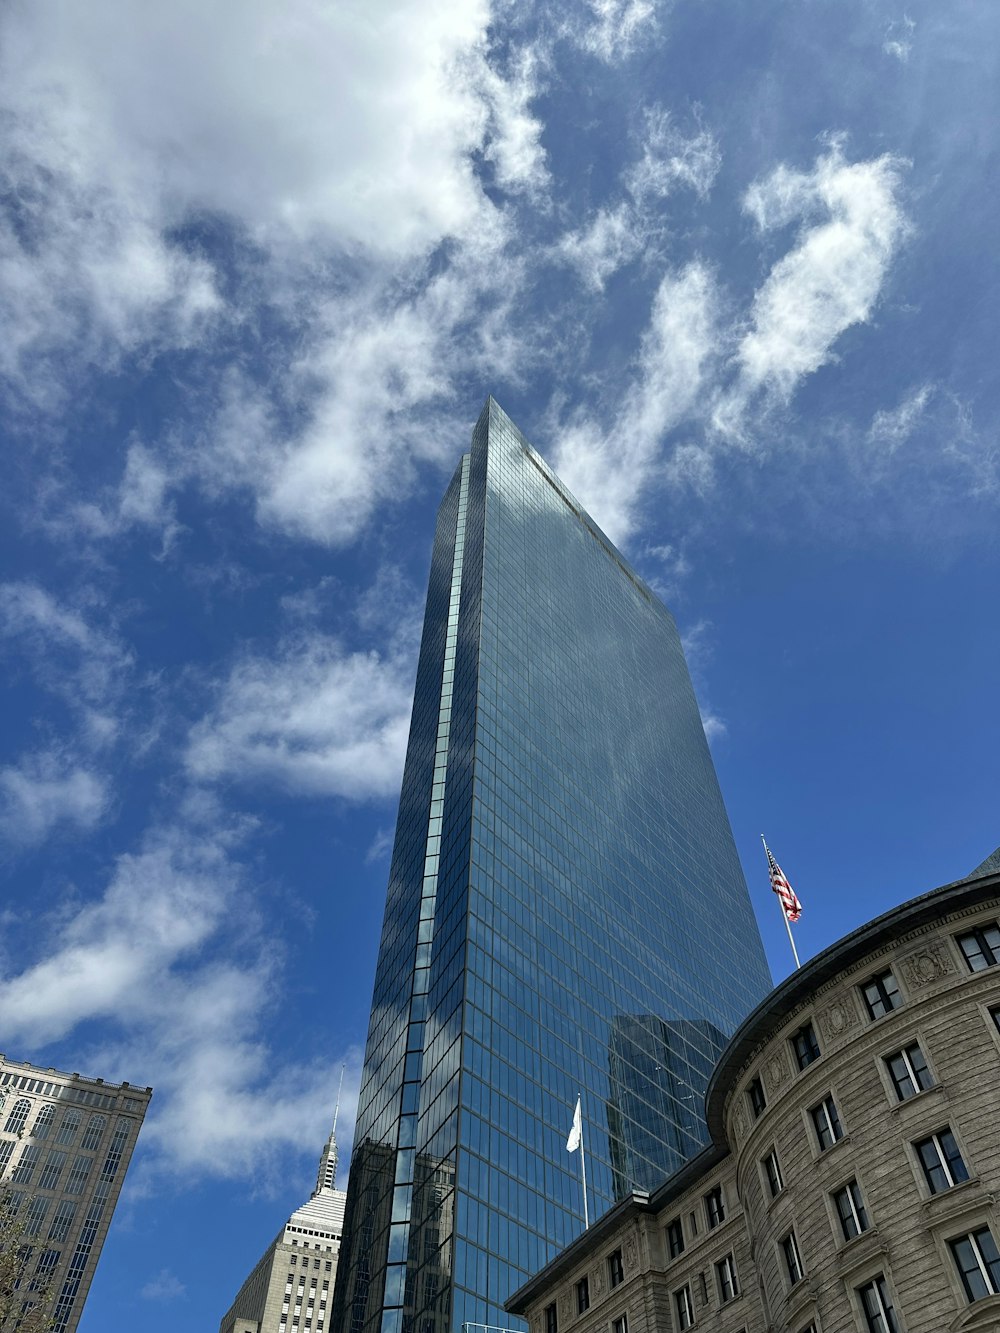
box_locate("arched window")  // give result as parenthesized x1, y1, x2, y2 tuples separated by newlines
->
(4, 1098, 30, 1135)
(32, 1104, 56, 1140)
(80, 1114, 105, 1152)
(55, 1109, 82, 1146)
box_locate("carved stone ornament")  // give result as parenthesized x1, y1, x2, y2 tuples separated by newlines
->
(624, 1237, 639, 1271)
(733, 1107, 747, 1142)
(593, 1267, 605, 1297)
(819, 998, 859, 1041)
(899, 941, 955, 989)
(765, 1054, 786, 1091)
(558, 1293, 571, 1321)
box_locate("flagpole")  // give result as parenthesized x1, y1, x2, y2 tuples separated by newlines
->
(578, 1092, 589, 1230)
(761, 835, 800, 970)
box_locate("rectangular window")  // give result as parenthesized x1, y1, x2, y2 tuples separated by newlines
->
(957, 924, 1000, 972)
(38, 1149, 67, 1192)
(862, 970, 902, 1020)
(11, 1145, 40, 1185)
(857, 1275, 900, 1333)
(781, 1232, 804, 1285)
(792, 1022, 821, 1070)
(915, 1128, 969, 1193)
(576, 1277, 590, 1314)
(716, 1253, 739, 1303)
(885, 1042, 933, 1101)
(674, 1285, 693, 1330)
(950, 1226, 1000, 1301)
(810, 1095, 843, 1150)
(608, 1249, 624, 1288)
(612, 1316, 628, 1333)
(763, 1149, 784, 1198)
(705, 1186, 725, 1229)
(47, 1200, 76, 1243)
(747, 1076, 766, 1118)
(666, 1217, 685, 1258)
(544, 1306, 557, 1333)
(833, 1180, 870, 1240)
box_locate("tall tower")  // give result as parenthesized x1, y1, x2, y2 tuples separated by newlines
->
(333, 400, 772, 1333)
(219, 1104, 347, 1333)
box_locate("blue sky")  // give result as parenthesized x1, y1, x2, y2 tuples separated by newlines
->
(0, 0, 997, 1326)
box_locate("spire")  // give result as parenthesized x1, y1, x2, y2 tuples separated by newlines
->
(313, 1066, 345, 1197)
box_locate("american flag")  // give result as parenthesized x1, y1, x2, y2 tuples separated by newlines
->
(764, 841, 802, 923)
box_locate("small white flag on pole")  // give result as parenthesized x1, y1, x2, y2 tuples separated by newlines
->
(566, 1096, 582, 1152)
(566, 1095, 588, 1227)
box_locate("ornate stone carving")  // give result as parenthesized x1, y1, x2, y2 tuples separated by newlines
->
(899, 940, 955, 989)
(593, 1266, 604, 1297)
(624, 1236, 638, 1271)
(733, 1107, 747, 1142)
(819, 997, 859, 1041)
(765, 1054, 786, 1091)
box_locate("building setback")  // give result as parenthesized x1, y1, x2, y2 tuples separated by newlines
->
(0, 1056, 151, 1332)
(219, 1118, 348, 1333)
(507, 856, 1000, 1333)
(333, 398, 772, 1333)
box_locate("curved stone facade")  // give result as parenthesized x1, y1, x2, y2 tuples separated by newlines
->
(508, 862, 1000, 1333)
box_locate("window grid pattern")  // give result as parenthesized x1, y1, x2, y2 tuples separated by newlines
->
(782, 1232, 803, 1285)
(331, 403, 773, 1333)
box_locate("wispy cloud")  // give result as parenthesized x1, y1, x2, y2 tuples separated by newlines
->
(868, 383, 933, 449)
(571, 0, 660, 61)
(0, 808, 361, 1181)
(625, 108, 721, 203)
(716, 143, 908, 432)
(883, 15, 916, 63)
(0, 751, 109, 848)
(553, 260, 719, 540)
(140, 1270, 187, 1303)
(186, 636, 412, 800)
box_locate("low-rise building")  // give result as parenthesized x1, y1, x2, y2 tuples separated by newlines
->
(508, 853, 1000, 1333)
(0, 1055, 151, 1332)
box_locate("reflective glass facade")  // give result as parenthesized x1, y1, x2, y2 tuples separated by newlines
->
(333, 399, 771, 1333)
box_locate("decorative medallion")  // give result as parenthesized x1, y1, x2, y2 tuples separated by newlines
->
(765, 1054, 786, 1090)
(819, 998, 859, 1041)
(899, 941, 955, 989)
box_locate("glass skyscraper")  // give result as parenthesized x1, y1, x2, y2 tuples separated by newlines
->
(333, 399, 772, 1333)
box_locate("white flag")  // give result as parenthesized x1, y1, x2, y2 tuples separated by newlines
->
(566, 1096, 582, 1152)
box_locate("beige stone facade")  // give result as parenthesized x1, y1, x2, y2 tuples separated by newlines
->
(0, 1054, 151, 1333)
(219, 1120, 347, 1333)
(508, 862, 1000, 1333)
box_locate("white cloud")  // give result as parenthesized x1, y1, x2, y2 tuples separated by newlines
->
(0, 751, 109, 847)
(868, 383, 933, 449)
(883, 16, 916, 62)
(0, 582, 133, 740)
(717, 144, 908, 431)
(626, 109, 721, 202)
(700, 709, 727, 743)
(556, 204, 645, 291)
(574, 0, 659, 61)
(0, 812, 362, 1180)
(186, 636, 412, 799)
(553, 261, 718, 540)
(140, 1270, 187, 1303)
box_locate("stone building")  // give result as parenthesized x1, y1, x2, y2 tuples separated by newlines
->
(507, 855, 1000, 1333)
(219, 1114, 347, 1333)
(0, 1055, 151, 1332)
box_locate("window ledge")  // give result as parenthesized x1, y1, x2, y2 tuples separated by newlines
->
(888, 1082, 946, 1114)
